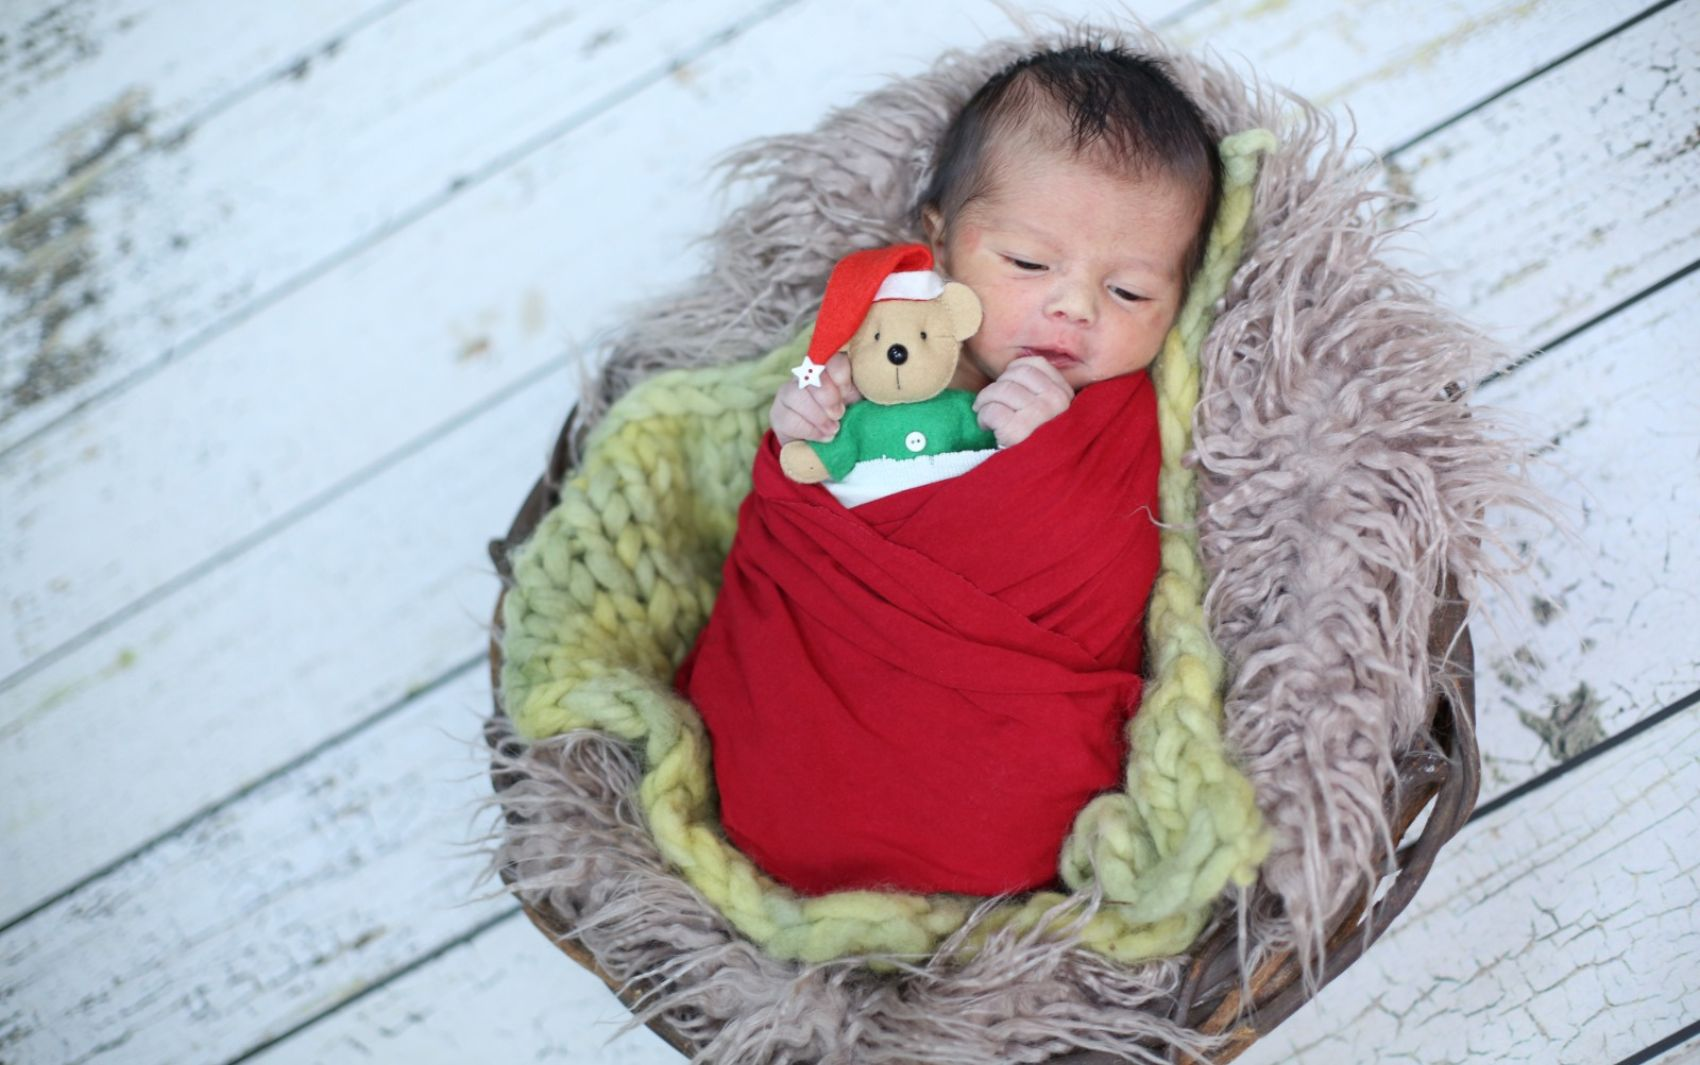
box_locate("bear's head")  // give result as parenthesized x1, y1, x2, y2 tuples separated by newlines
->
(843, 282, 982, 404)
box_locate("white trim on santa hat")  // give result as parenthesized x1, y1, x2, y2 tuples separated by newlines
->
(873, 270, 945, 302)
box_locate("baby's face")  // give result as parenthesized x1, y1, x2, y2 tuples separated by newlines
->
(927, 148, 1202, 393)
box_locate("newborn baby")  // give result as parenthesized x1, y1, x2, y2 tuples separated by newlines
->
(677, 43, 1223, 897)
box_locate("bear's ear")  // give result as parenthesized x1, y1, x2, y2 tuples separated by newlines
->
(937, 281, 982, 340)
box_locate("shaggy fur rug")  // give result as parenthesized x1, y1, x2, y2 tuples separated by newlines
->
(477, 17, 1534, 1064)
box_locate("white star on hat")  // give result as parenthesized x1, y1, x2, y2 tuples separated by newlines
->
(792, 359, 825, 389)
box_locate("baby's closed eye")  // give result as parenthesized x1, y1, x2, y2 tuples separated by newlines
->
(1003, 254, 1144, 302)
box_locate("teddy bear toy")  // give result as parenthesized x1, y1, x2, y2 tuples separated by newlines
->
(780, 243, 992, 487)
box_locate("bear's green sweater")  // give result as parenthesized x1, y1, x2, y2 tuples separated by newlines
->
(808, 389, 995, 480)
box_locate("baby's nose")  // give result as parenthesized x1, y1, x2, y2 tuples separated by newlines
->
(886, 343, 908, 365)
(1046, 281, 1095, 325)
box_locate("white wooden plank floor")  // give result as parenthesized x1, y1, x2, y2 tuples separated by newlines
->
(2, 0, 1695, 1062)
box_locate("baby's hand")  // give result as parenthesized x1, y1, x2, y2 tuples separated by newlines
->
(770, 351, 862, 445)
(972, 355, 1073, 448)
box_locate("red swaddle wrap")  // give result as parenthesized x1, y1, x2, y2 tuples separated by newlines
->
(675, 370, 1161, 896)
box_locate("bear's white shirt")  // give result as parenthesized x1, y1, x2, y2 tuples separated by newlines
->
(824, 448, 998, 508)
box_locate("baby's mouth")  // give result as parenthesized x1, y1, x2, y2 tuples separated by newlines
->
(1021, 346, 1080, 369)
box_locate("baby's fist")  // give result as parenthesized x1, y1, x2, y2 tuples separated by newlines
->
(770, 351, 862, 445)
(972, 355, 1073, 448)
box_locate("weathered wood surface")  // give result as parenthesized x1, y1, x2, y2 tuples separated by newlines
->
(1469, 270, 1700, 792)
(0, 669, 501, 1064)
(0, 0, 765, 451)
(1, 1, 398, 183)
(1380, 2, 1700, 351)
(0, 362, 567, 920)
(1238, 702, 1700, 1064)
(0, 0, 802, 675)
(1, 0, 1694, 1062)
(243, 913, 682, 1065)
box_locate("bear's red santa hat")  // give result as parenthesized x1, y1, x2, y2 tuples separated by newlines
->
(794, 243, 944, 388)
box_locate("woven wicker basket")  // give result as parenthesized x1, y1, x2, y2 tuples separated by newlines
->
(483, 403, 1480, 1064)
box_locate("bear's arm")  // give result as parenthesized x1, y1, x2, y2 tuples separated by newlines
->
(943, 390, 998, 451)
(807, 405, 866, 481)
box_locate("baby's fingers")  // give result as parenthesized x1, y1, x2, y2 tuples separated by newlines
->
(789, 364, 850, 418)
(796, 388, 847, 437)
(771, 390, 838, 443)
(824, 351, 862, 405)
(974, 384, 1058, 448)
(1007, 353, 1072, 386)
(974, 396, 1015, 432)
(971, 378, 1014, 413)
(999, 359, 1073, 405)
(769, 403, 814, 444)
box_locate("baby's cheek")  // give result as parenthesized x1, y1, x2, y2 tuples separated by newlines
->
(973, 307, 1018, 359)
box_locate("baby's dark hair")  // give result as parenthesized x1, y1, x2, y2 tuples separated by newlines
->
(918, 43, 1223, 294)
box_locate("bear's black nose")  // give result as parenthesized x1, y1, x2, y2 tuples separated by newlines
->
(886, 343, 908, 365)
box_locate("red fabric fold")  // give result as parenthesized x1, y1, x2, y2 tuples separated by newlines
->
(675, 371, 1162, 896)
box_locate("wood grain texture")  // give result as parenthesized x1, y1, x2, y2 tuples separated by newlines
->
(0, 0, 405, 439)
(1167, 0, 1646, 150)
(1236, 705, 1700, 1064)
(241, 913, 679, 1065)
(0, 0, 401, 184)
(0, 0, 760, 452)
(0, 0, 896, 680)
(1380, 1, 1700, 350)
(1468, 270, 1700, 793)
(0, 361, 570, 924)
(0, 668, 512, 1065)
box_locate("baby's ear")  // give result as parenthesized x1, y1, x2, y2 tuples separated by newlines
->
(937, 281, 982, 341)
(921, 204, 944, 247)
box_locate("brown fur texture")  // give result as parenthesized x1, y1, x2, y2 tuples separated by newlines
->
(475, 17, 1539, 1063)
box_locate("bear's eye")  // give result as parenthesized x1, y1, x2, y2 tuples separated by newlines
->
(874, 332, 880, 342)
(920, 331, 927, 340)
